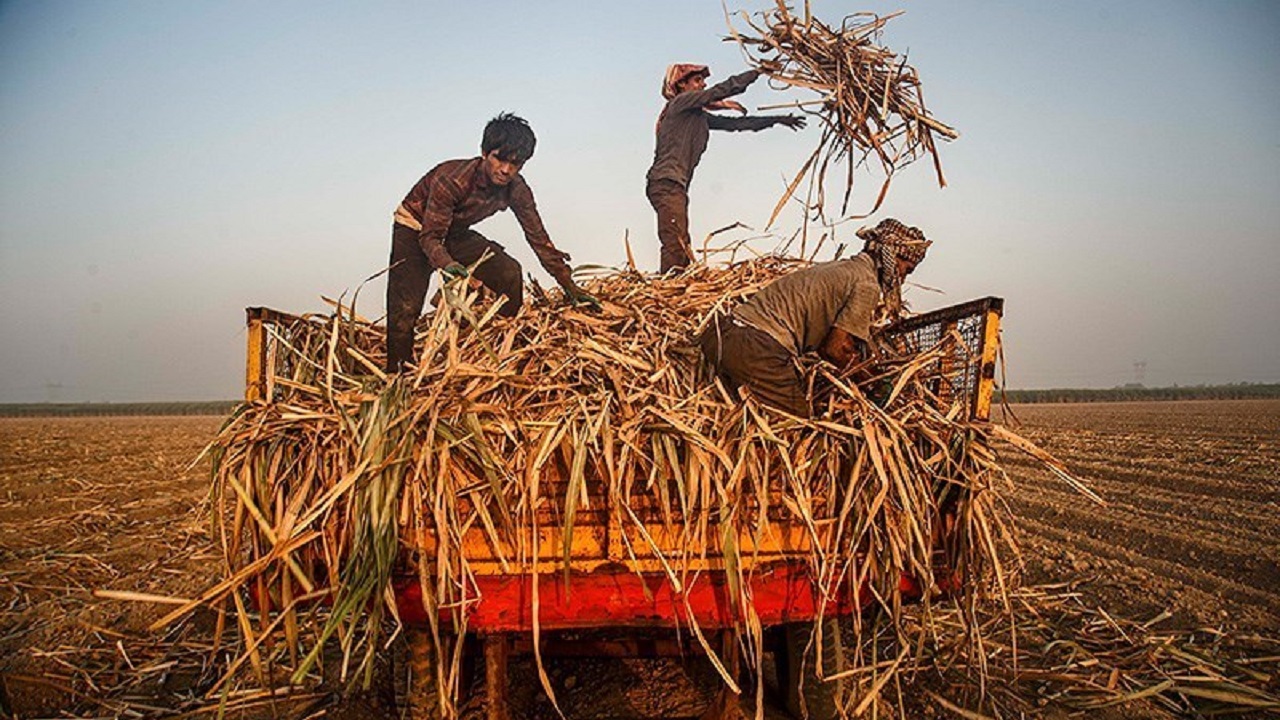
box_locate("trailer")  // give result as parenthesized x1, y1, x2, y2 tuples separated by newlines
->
(242, 295, 1003, 719)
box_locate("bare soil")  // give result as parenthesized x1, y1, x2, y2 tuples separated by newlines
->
(0, 417, 223, 717)
(996, 400, 1280, 637)
(1, 400, 1277, 718)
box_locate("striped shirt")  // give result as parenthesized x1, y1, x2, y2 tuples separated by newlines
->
(394, 157, 571, 284)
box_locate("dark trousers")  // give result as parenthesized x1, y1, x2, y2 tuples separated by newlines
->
(699, 315, 810, 417)
(385, 223, 523, 372)
(646, 179, 693, 273)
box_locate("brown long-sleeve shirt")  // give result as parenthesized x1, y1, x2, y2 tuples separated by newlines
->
(394, 157, 572, 285)
(646, 69, 780, 189)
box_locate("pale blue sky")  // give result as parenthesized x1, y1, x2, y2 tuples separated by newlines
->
(2, 0, 1277, 402)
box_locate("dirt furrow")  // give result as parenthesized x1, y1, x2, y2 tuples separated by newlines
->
(1021, 446, 1278, 485)
(1011, 486, 1280, 560)
(1014, 513, 1280, 630)
(1004, 461, 1280, 542)
(1010, 488, 1279, 594)
(1000, 451, 1280, 507)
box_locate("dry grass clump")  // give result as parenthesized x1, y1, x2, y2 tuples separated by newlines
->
(726, 2, 957, 226)
(896, 582, 1280, 717)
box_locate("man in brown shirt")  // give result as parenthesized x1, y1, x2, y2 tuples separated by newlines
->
(646, 64, 805, 273)
(699, 219, 932, 416)
(386, 113, 597, 372)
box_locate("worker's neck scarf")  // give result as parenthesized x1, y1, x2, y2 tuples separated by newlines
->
(857, 218, 932, 320)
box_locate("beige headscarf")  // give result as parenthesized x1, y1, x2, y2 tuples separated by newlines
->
(857, 218, 932, 319)
(662, 63, 710, 99)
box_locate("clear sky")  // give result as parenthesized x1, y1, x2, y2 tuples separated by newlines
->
(2, 0, 1277, 402)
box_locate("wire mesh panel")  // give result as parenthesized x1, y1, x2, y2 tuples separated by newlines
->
(244, 307, 325, 403)
(881, 297, 1003, 421)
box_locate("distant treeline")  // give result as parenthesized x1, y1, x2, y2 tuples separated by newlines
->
(0, 401, 238, 418)
(1003, 384, 1280, 404)
(3, 384, 1278, 415)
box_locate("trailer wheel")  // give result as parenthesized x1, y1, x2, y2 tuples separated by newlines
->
(780, 619, 846, 719)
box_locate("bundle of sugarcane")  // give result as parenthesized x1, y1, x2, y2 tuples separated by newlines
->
(727, 2, 958, 225)
(173, 258, 1085, 717)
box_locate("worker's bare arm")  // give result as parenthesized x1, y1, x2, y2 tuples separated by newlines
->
(818, 326, 867, 369)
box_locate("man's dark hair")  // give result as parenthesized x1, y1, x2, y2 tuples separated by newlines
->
(481, 112, 536, 163)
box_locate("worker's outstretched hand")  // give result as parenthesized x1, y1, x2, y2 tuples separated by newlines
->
(441, 262, 469, 280)
(565, 283, 601, 310)
(777, 114, 807, 131)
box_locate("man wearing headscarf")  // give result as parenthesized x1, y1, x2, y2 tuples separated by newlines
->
(646, 64, 806, 273)
(699, 218, 933, 416)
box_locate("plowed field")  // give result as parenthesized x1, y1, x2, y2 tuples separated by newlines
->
(998, 400, 1280, 637)
(1, 400, 1277, 717)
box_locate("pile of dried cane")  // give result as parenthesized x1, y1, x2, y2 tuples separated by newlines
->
(727, 2, 958, 224)
(161, 256, 1086, 718)
(884, 582, 1280, 717)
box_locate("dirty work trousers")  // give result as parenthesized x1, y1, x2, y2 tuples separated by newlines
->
(698, 314, 810, 417)
(385, 223, 523, 372)
(646, 179, 694, 273)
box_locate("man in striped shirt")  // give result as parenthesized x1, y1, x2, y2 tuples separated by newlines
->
(386, 113, 597, 372)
